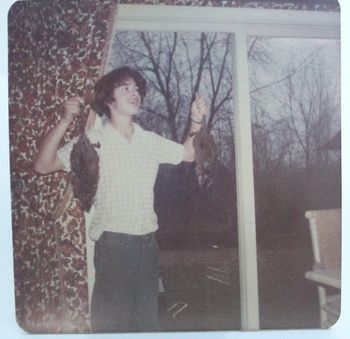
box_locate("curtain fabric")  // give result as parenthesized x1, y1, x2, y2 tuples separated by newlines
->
(8, 0, 116, 333)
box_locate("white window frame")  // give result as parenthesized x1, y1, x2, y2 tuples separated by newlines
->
(101, 4, 340, 331)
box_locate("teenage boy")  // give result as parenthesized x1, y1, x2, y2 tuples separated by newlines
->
(34, 66, 207, 332)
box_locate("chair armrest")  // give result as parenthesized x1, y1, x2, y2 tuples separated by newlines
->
(305, 268, 341, 289)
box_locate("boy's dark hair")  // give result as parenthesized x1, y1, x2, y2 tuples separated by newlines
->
(93, 66, 147, 119)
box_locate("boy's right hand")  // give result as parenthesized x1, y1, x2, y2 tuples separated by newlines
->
(62, 96, 84, 124)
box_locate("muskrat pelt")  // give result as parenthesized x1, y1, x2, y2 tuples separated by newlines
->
(190, 124, 218, 188)
(70, 131, 100, 211)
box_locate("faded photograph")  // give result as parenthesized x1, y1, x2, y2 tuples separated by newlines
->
(8, 0, 340, 334)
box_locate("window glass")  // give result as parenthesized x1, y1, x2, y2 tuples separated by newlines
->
(248, 37, 341, 328)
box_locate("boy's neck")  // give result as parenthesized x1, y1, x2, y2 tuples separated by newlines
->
(110, 113, 134, 141)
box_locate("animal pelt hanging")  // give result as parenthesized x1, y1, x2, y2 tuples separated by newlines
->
(70, 117, 100, 212)
(190, 122, 218, 189)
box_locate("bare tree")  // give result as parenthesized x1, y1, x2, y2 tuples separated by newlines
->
(111, 31, 235, 165)
(278, 57, 339, 171)
(248, 38, 340, 173)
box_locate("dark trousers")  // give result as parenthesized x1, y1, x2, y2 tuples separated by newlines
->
(90, 231, 160, 333)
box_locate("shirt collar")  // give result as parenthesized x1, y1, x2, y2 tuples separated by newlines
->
(104, 121, 146, 144)
(131, 122, 147, 144)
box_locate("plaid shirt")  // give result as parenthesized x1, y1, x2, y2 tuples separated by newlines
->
(57, 122, 184, 240)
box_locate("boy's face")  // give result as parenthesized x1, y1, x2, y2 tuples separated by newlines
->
(108, 77, 141, 117)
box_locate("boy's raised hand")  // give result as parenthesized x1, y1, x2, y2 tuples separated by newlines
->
(62, 96, 84, 124)
(191, 93, 208, 124)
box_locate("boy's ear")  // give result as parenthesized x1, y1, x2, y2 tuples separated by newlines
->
(106, 93, 115, 104)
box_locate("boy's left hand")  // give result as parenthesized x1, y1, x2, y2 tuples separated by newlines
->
(191, 93, 208, 123)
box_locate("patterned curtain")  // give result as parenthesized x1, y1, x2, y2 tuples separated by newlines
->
(8, 0, 117, 333)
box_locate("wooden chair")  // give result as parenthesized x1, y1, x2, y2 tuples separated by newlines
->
(305, 209, 341, 328)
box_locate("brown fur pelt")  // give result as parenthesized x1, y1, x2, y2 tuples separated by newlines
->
(70, 132, 100, 211)
(190, 124, 218, 188)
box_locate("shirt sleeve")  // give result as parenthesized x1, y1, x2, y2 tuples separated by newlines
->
(56, 137, 78, 172)
(148, 132, 184, 165)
